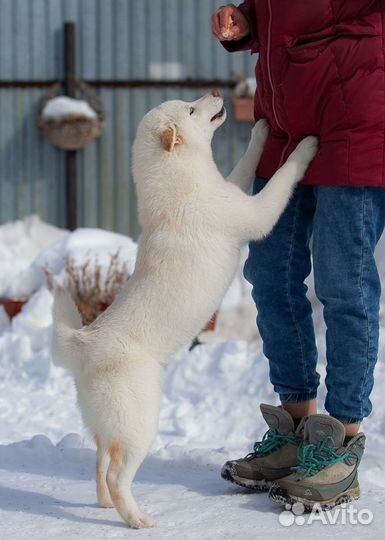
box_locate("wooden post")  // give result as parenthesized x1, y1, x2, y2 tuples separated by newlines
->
(64, 22, 77, 230)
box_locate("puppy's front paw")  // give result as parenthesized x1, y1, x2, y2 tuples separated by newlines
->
(251, 119, 269, 147)
(289, 136, 319, 165)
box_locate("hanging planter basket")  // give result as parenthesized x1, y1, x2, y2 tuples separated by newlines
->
(37, 80, 106, 150)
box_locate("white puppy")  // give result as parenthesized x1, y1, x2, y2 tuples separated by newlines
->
(52, 91, 318, 528)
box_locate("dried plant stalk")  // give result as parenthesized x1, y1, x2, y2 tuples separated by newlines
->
(45, 252, 131, 325)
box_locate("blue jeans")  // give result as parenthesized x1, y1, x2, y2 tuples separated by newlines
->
(244, 178, 385, 424)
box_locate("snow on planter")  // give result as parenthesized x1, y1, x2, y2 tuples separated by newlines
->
(41, 96, 98, 120)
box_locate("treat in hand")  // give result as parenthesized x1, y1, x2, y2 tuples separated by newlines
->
(211, 6, 250, 42)
(221, 15, 234, 39)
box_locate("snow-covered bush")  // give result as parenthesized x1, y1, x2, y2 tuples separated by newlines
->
(45, 252, 130, 325)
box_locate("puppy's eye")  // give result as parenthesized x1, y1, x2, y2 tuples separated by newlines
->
(189, 107, 195, 115)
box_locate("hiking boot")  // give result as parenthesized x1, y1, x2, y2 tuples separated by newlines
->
(269, 414, 365, 511)
(221, 404, 304, 491)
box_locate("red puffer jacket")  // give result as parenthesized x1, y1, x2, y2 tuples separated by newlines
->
(224, 1, 385, 186)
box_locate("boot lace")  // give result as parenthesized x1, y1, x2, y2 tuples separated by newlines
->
(293, 436, 352, 479)
(245, 430, 300, 460)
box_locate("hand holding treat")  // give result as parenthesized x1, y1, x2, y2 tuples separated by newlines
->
(211, 4, 250, 41)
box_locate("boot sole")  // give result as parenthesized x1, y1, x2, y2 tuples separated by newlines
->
(221, 463, 272, 492)
(269, 484, 360, 511)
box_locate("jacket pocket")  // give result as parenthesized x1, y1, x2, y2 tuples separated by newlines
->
(286, 36, 334, 63)
(287, 31, 380, 63)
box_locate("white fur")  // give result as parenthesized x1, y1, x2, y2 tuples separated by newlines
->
(51, 92, 318, 528)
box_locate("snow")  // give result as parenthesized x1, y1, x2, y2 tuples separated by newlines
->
(0, 216, 137, 298)
(0, 215, 68, 297)
(42, 96, 98, 121)
(0, 216, 384, 538)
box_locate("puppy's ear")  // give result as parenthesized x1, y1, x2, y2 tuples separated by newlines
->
(160, 125, 184, 152)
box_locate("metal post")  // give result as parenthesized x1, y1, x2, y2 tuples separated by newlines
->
(64, 22, 77, 230)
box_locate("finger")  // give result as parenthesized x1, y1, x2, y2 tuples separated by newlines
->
(211, 12, 222, 36)
(229, 25, 241, 40)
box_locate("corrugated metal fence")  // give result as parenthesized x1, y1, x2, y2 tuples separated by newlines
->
(0, 0, 256, 237)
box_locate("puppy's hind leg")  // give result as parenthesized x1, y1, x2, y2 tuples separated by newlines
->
(95, 436, 114, 508)
(107, 442, 154, 529)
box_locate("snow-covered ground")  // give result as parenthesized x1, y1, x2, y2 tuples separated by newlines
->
(0, 215, 384, 539)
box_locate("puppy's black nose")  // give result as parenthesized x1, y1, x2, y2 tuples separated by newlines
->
(211, 90, 221, 98)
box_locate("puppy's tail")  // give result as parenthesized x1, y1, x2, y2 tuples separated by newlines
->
(51, 288, 83, 371)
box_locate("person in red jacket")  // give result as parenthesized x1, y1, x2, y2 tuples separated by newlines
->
(212, 2, 385, 510)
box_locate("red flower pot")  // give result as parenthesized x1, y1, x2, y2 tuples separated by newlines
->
(0, 298, 27, 319)
(232, 97, 255, 122)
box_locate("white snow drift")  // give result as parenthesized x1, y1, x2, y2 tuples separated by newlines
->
(0, 216, 384, 538)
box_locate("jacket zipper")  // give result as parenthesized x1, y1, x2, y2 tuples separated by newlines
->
(266, 0, 290, 167)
